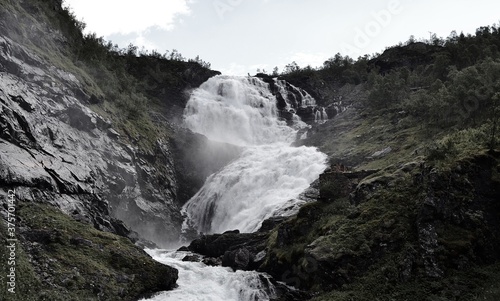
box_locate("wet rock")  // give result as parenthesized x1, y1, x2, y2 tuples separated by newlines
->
(10, 94, 34, 112)
(0, 31, 186, 246)
(279, 109, 295, 121)
(65, 105, 103, 132)
(222, 248, 252, 270)
(187, 231, 269, 269)
(296, 106, 315, 122)
(107, 128, 120, 139)
(202, 257, 222, 266)
(182, 254, 201, 262)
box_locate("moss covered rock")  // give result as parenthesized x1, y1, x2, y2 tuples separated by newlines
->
(0, 202, 177, 301)
(261, 152, 500, 300)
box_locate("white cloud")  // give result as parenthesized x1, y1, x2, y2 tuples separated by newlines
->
(63, 0, 191, 36)
(133, 34, 160, 51)
(218, 63, 276, 76)
(288, 52, 328, 69)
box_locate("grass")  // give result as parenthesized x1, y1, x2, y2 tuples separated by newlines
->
(0, 202, 176, 301)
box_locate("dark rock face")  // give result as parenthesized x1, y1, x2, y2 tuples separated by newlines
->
(260, 153, 500, 296)
(415, 154, 500, 274)
(187, 231, 269, 261)
(0, 35, 185, 244)
(184, 230, 313, 300)
(222, 248, 252, 270)
(256, 74, 322, 123)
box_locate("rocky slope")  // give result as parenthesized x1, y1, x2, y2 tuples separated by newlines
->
(185, 150, 500, 301)
(0, 201, 178, 300)
(0, 0, 231, 299)
(181, 38, 500, 299)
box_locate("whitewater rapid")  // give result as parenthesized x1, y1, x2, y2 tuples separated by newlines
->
(143, 75, 327, 301)
(141, 250, 275, 301)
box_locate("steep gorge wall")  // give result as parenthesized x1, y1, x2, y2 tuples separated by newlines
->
(0, 1, 241, 298)
(0, 0, 226, 247)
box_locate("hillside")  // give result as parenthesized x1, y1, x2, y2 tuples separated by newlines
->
(188, 25, 500, 301)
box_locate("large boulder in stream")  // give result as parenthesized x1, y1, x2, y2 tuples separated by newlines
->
(186, 230, 270, 270)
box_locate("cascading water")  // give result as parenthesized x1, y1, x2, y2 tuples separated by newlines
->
(315, 107, 328, 123)
(182, 75, 327, 234)
(143, 75, 327, 301)
(142, 250, 275, 301)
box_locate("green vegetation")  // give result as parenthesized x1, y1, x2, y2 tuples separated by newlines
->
(282, 24, 500, 173)
(2, 0, 500, 300)
(262, 28, 500, 299)
(0, 202, 176, 301)
(263, 152, 500, 300)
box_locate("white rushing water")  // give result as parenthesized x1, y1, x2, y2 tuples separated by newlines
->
(183, 75, 327, 234)
(143, 75, 327, 301)
(141, 250, 275, 301)
(183, 76, 296, 146)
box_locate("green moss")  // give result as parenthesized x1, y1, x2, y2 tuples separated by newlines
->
(311, 262, 500, 301)
(263, 152, 500, 299)
(0, 222, 43, 300)
(0, 202, 176, 301)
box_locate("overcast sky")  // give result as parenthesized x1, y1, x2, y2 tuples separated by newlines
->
(63, 0, 500, 75)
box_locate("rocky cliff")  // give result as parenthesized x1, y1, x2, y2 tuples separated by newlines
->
(185, 151, 500, 301)
(0, 0, 231, 299)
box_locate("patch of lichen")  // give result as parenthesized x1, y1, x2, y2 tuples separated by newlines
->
(0, 202, 176, 301)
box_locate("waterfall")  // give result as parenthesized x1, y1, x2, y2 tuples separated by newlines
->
(183, 76, 296, 146)
(273, 78, 316, 109)
(314, 107, 328, 123)
(142, 75, 327, 301)
(182, 75, 327, 234)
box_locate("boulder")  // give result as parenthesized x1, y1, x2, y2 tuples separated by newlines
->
(222, 248, 252, 270)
